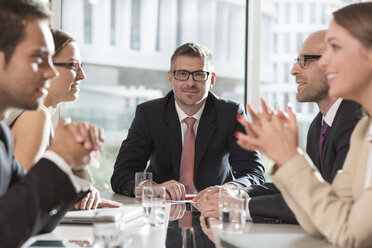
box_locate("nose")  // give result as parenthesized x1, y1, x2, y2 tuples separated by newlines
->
(76, 66, 86, 81)
(185, 73, 197, 85)
(290, 62, 300, 76)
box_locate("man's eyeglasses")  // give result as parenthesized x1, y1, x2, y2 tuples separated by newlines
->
(53, 61, 82, 72)
(173, 70, 212, 82)
(293, 55, 321, 68)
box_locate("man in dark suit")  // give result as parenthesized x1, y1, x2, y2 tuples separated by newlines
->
(196, 30, 362, 224)
(111, 43, 265, 200)
(0, 1, 103, 246)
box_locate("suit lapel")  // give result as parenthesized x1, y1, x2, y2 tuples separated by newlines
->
(322, 101, 344, 178)
(307, 112, 322, 170)
(164, 94, 183, 180)
(195, 94, 217, 171)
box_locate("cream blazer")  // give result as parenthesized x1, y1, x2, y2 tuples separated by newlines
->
(271, 116, 372, 248)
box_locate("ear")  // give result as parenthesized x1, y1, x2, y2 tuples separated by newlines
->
(167, 71, 173, 87)
(210, 72, 216, 88)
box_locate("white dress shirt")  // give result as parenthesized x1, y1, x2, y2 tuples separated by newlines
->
(322, 98, 343, 127)
(174, 101, 206, 145)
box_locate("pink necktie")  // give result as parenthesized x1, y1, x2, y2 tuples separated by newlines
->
(179, 117, 196, 194)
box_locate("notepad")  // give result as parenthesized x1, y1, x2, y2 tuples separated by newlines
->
(61, 206, 143, 224)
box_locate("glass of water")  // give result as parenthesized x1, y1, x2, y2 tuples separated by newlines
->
(142, 186, 166, 226)
(134, 172, 153, 198)
(219, 188, 246, 233)
(93, 210, 125, 248)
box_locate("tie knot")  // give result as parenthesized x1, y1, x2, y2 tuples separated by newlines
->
(321, 121, 330, 137)
(184, 117, 196, 128)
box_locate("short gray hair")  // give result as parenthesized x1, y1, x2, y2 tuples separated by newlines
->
(170, 42, 214, 71)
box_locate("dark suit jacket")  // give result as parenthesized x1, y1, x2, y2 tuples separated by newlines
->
(111, 91, 265, 196)
(244, 100, 363, 224)
(0, 122, 86, 247)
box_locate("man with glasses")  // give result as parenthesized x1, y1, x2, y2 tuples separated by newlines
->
(111, 42, 265, 200)
(197, 30, 362, 224)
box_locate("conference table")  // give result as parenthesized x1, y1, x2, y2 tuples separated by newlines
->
(23, 192, 336, 248)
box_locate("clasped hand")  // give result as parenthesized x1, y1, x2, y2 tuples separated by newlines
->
(49, 118, 104, 170)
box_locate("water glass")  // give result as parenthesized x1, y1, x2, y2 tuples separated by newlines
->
(134, 172, 152, 198)
(93, 210, 125, 248)
(142, 186, 166, 226)
(219, 188, 246, 233)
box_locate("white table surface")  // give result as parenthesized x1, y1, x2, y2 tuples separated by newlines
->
(22, 192, 336, 248)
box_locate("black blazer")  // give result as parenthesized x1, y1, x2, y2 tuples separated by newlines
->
(111, 91, 265, 196)
(0, 122, 86, 247)
(245, 100, 363, 224)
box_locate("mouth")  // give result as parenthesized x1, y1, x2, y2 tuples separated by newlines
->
(326, 73, 338, 84)
(182, 89, 198, 94)
(71, 82, 80, 90)
(38, 87, 48, 96)
(296, 81, 306, 91)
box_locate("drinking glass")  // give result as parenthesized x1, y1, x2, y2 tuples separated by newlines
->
(93, 210, 125, 248)
(142, 186, 166, 226)
(134, 172, 152, 198)
(219, 188, 246, 233)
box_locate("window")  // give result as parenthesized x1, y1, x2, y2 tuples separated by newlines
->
(58, 0, 247, 191)
(310, 3, 316, 24)
(297, 3, 304, 23)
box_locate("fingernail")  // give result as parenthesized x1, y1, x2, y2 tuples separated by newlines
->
(234, 132, 240, 137)
(237, 115, 242, 120)
(84, 142, 92, 149)
(76, 135, 83, 142)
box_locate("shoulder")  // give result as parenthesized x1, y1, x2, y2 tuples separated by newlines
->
(337, 100, 363, 121)
(15, 106, 50, 127)
(207, 92, 243, 114)
(11, 106, 51, 137)
(350, 116, 370, 141)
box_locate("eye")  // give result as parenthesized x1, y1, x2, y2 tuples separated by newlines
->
(177, 71, 188, 76)
(33, 55, 44, 64)
(330, 43, 340, 51)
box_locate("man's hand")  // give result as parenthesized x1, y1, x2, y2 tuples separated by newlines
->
(97, 198, 123, 208)
(195, 186, 245, 219)
(169, 203, 186, 221)
(49, 119, 104, 169)
(74, 186, 100, 210)
(195, 186, 222, 219)
(156, 180, 186, 200)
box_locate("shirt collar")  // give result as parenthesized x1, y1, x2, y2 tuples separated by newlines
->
(323, 98, 343, 127)
(175, 101, 206, 123)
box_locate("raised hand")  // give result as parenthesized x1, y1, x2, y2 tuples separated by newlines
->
(236, 102, 300, 167)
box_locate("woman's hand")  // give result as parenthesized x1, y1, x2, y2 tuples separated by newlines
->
(236, 101, 300, 167)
